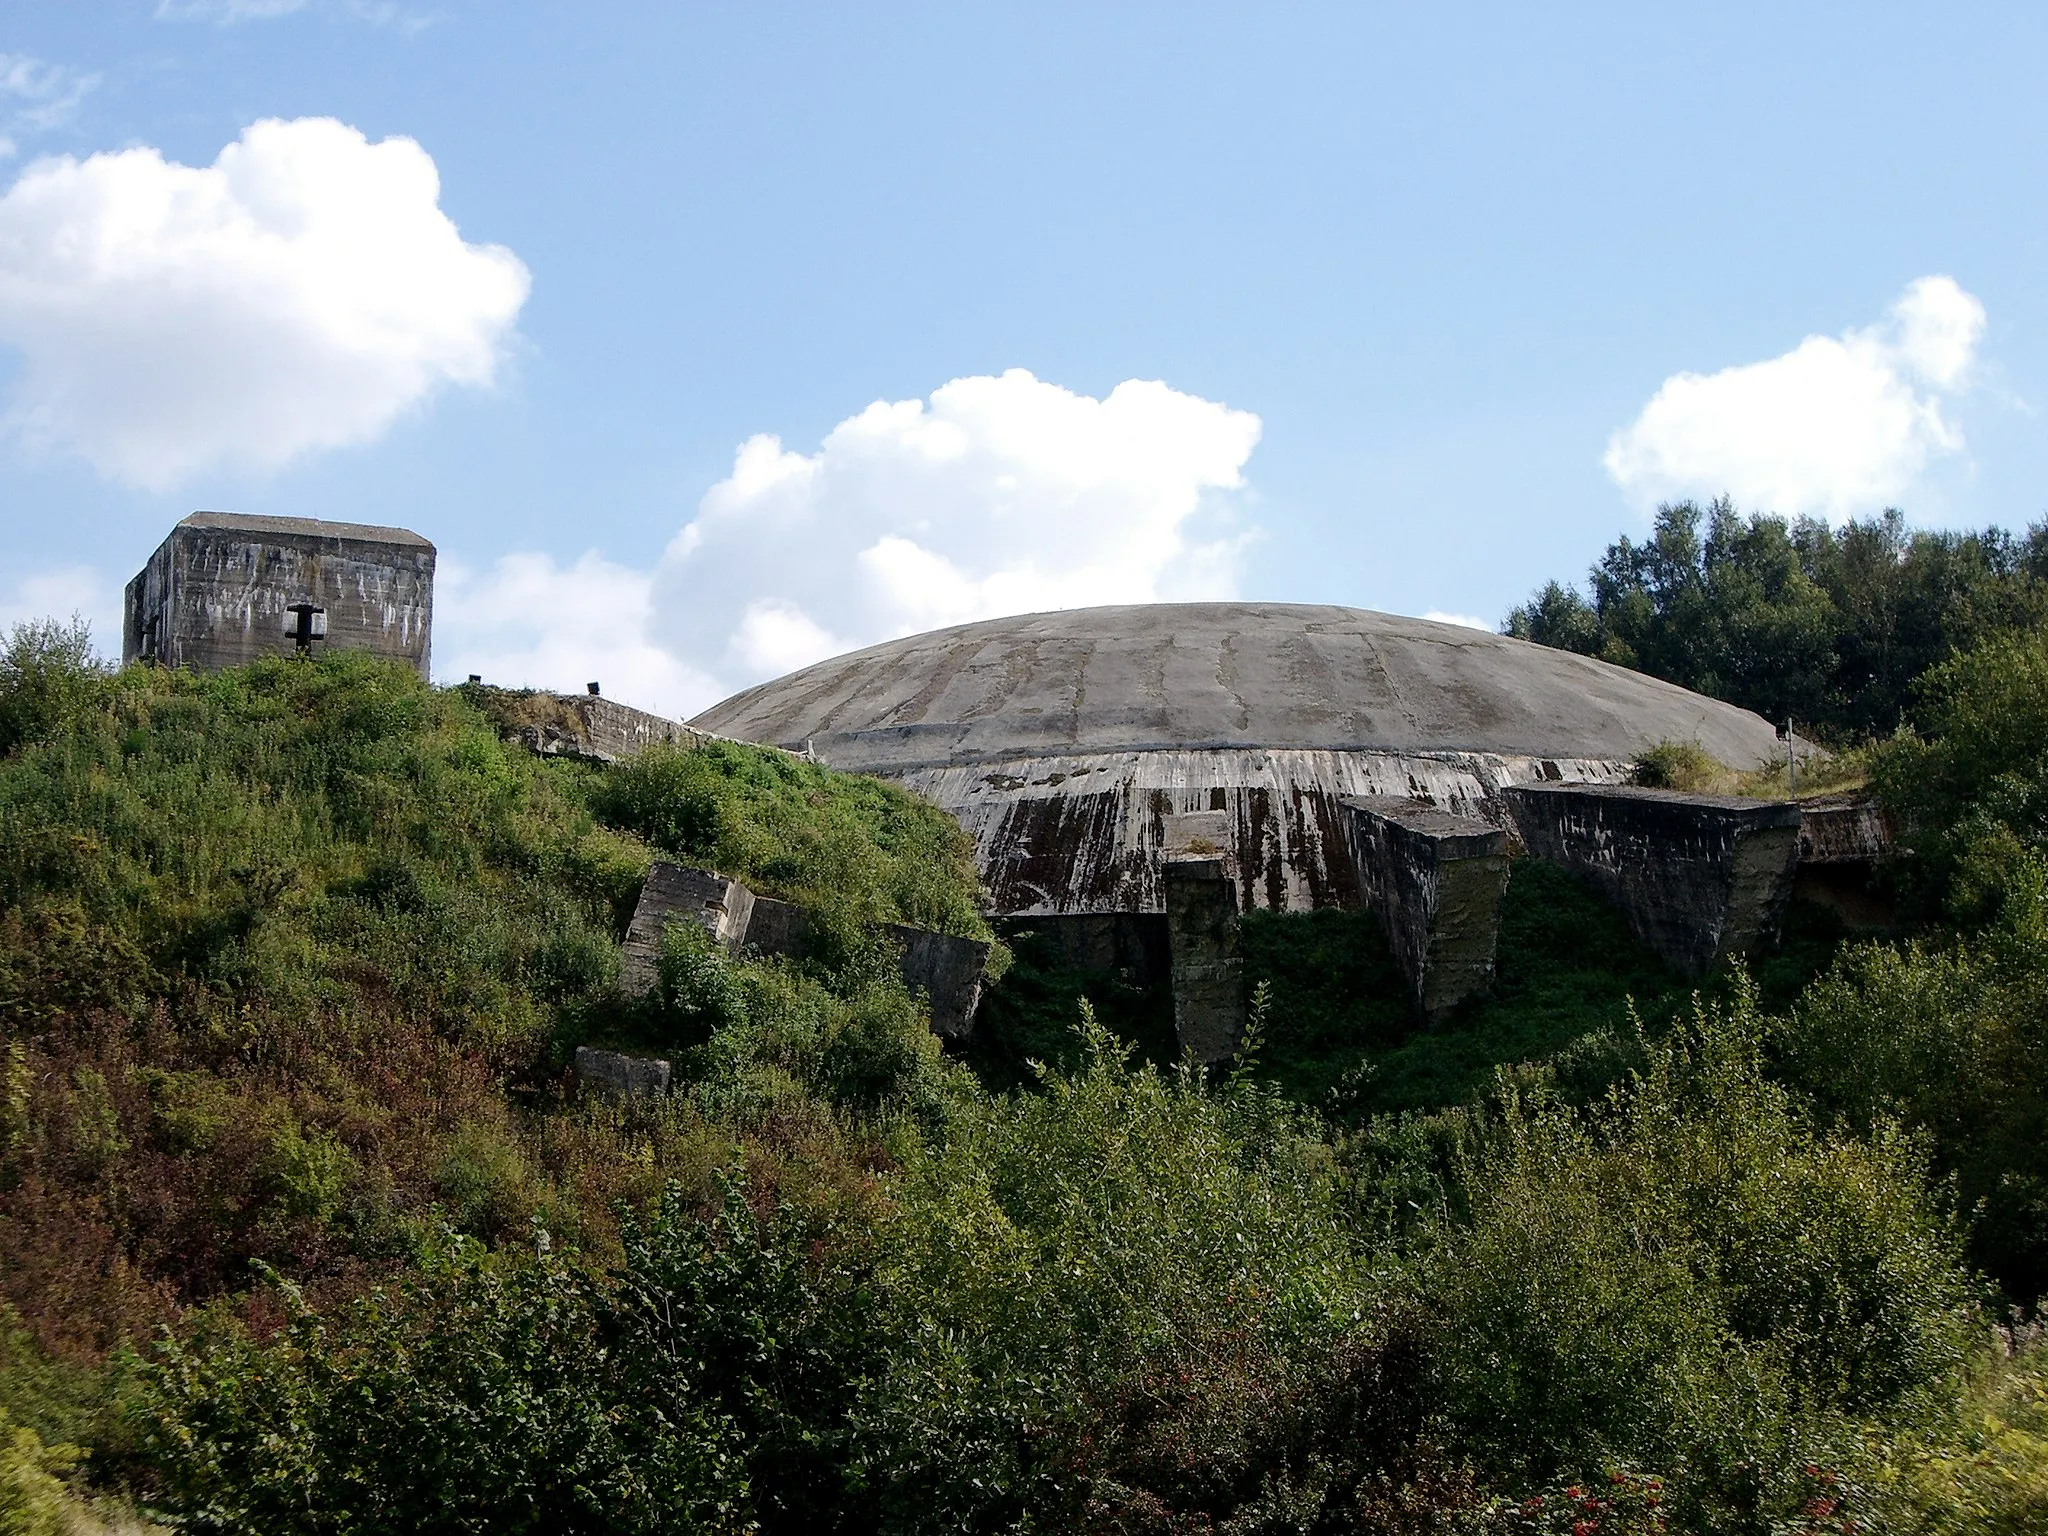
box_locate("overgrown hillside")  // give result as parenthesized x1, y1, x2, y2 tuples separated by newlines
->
(6, 616, 2048, 1533)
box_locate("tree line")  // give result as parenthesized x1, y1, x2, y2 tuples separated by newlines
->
(1506, 497, 2048, 738)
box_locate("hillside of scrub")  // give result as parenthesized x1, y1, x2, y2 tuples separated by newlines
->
(0, 635, 989, 1487)
(8, 614, 2048, 1531)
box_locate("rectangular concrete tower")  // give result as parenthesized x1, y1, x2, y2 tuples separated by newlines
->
(123, 512, 435, 677)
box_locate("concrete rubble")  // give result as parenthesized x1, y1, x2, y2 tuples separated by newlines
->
(573, 1045, 671, 1099)
(620, 861, 991, 1039)
(619, 864, 756, 994)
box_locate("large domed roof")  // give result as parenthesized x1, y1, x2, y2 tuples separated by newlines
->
(691, 602, 1783, 772)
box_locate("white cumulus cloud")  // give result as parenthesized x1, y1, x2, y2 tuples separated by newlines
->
(654, 368, 1262, 692)
(435, 551, 719, 721)
(1604, 275, 1986, 523)
(0, 116, 529, 489)
(1421, 610, 1493, 632)
(437, 370, 1263, 718)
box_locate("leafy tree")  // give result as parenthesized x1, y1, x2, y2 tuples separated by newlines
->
(1508, 500, 2048, 737)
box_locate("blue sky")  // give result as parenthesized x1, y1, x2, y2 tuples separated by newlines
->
(1, 2, 2044, 715)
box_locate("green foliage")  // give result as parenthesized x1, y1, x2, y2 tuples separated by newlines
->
(1421, 984, 1976, 1526)
(967, 921, 1176, 1090)
(1509, 499, 2048, 739)
(1892, 1334, 2048, 1535)
(0, 617, 110, 761)
(0, 1403, 85, 1536)
(588, 740, 990, 946)
(1245, 863, 1716, 1118)
(1871, 624, 2048, 921)
(134, 1240, 750, 1535)
(1776, 861, 2048, 1301)
(1633, 739, 1723, 792)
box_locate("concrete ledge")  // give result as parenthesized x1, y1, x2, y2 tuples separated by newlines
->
(574, 1045, 671, 1099)
(1798, 797, 1893, 864)
(1503, 783, 1801, 976)
(621, 862, 756, 993)
(1162, 857, 1245, 1063)
(1343, 796, 1509, 1020)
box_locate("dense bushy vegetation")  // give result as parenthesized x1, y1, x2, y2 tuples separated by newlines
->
(8, 609, 2048, 1532)
(1507, 498, 2048, 737)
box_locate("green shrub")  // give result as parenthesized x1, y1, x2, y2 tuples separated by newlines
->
(1776, 857, 2048, 1301)
(0, 616, 110, 761)
(1873, 625, 2048, 922)
(134, 1241, 750, 1535)
(1633, 739, 1726, 792)
(0, 1404, 84, 1536)
(1424, 983, 1976, 1525)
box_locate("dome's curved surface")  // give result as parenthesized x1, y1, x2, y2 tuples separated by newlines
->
(692, 603, 1784, 772)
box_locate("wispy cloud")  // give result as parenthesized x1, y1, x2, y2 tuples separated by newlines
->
(0, 55, 98, 158)
(155, 0, 427, 27)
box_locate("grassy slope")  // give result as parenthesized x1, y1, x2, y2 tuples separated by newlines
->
(0, 650, 985, 1396)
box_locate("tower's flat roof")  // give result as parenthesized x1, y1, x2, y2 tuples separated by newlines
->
(692, 602, 1786, 771)
(176, 511, 434, 550)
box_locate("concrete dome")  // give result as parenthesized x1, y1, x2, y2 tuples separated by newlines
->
(693, 603, 1784, 772)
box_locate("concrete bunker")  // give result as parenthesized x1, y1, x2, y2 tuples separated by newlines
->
(124, 512, 435, 677)
(690, 602, 1820, 1047)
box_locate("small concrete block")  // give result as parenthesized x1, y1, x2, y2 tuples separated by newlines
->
(1343, 796, 1509, 1021)
(1163, 857, 1246, 1063)
(574, 1045, 671, 1098)
(743, 895, 816, 961)
(621, 862, 756, 994)
(884, 924, 991, 1040)
(1503, 782, 1801, 976)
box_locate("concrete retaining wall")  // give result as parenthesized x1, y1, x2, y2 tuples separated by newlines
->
(1504, 783, 1801, 975)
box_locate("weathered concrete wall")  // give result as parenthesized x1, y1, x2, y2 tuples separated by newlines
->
(574, 1046, 671, 1098)
(1798, 797, 1893, 864)
(898, 747, 1630, 916)
(743, 894, 815, 960)
(510, 694, 721, 763)
(1162, 858, 1245, 1063)
(620, 862, 756, 993)
(1343, 796, 1509, 1020)
(881, 923, 991, 1040)
(124, 512, 434, 677)
(1503, 784, 1802, 975)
